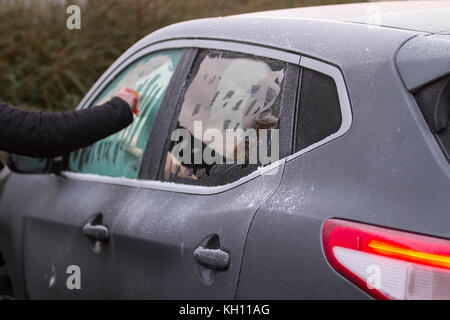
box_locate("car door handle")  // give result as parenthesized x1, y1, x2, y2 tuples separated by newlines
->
(82, 221, 109, 242)
(193, 247, 230, 271)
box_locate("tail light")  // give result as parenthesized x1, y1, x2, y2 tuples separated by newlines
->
(322, 219, 450, 300)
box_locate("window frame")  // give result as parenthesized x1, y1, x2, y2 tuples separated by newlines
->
(286, 56, 353, 163)
(155, 48, 299, 185)
(60, 40, 352, 195)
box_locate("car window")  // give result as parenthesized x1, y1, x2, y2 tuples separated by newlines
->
(68, 49, 182, 178)
(295, 68, 342, 151)
(162, 50, 287, 186)
(7, 155, 47, 173)
(414, 75, 450, 161)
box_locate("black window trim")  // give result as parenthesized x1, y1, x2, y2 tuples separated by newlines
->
(286, 56, 353, 163)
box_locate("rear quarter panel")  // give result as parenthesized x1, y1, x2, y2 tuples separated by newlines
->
(236, 33, 450, 298)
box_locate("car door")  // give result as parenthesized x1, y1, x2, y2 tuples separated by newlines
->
(3, 47, 187, 299)
(236, 58, 355, 299)
(108, 43, 300, 299)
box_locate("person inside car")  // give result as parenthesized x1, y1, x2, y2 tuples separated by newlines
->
(0, 87, 139, 170)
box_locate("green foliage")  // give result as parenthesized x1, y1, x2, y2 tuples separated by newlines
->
(0, 0, 362, 112)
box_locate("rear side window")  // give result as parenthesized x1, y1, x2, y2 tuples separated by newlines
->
(295, 68, 342, 151)
(414, 75, 450, 161)
(68, 49, 182, 178)
(162, 50, 287, 186)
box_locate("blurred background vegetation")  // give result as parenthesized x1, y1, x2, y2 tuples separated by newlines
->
(0, 0, 383, 112)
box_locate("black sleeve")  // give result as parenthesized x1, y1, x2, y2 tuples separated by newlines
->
(0, 97, 133, 158)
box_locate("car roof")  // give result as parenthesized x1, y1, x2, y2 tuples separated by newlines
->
(135, 9, 419, 69)
(134, 1, 448, 66)
(240, 1, 450, 33)
(117, 1, 445, 88)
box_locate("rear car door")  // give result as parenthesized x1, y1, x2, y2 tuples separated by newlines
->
(236, 58, 356, 299)
(108, 43, 300, 299)
(0, 48, 185, 299)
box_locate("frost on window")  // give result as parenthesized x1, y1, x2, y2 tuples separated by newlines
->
(164, 50, 286, 186)
(69, 49, 182, 178)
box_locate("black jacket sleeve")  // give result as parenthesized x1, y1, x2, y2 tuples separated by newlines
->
(0, 97, 133, 158)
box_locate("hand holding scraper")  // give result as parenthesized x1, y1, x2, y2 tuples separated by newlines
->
(115, 87, 140, 116)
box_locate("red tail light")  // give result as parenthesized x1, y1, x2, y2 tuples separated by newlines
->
(322, 219, 450, 300)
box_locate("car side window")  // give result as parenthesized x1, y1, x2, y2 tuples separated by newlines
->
(162, 50, 287, 186)
(295, 68, 342, 151)
(68, 49, 182, 179)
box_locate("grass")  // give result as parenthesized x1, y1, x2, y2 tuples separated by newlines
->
(0, 0, 365, 112)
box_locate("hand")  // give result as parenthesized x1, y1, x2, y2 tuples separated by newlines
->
(115, 87, 140, 115)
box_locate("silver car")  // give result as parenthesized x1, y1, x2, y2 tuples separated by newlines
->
(0, 1, 449, 299)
